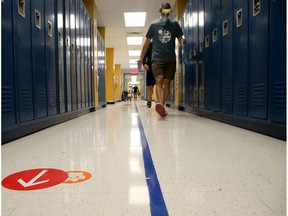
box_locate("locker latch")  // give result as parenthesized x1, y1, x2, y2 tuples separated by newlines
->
(58, 30, 63, 44)
(222, 20, 228, 36)
(236, 9, 243, 28)
(212, 28, 217, 43)
(18, 0, 25, 18)
(253, 0, 260, 17)
(205, 35, 210, 48)
(48, 21, 53, 37)
(199, 40, 203, 53)
(193, 46, 197, 57)
(35, 10, 41, 29)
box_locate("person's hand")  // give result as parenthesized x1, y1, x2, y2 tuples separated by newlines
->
(143, 64, 149, 71)
(137, 59, 143, 70)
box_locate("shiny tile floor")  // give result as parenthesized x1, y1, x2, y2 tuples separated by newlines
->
(2, 101, 286, 216)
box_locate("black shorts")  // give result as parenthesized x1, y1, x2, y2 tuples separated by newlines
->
(146, 69, 156, 86)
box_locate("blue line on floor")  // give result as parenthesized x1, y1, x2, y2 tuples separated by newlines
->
(135, 103, 169, 216)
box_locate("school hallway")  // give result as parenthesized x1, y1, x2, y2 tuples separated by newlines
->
(2, 101, 286, 216)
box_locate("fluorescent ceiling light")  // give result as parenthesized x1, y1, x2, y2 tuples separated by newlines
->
(124, 12, 146, 27)
(127, 37, 143, 45)
(130, 64, 138, 69)
(128, 50, 141, 56)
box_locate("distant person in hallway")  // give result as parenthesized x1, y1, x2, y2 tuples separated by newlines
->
(133, 85, 139, 100)
(143, 41, 156, 108)
(137, 2, 185, 117)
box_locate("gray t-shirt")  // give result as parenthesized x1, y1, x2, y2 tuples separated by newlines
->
(146, 18, 183, 62)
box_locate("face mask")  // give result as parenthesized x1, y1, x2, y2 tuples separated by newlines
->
(161, 16, 169, 23)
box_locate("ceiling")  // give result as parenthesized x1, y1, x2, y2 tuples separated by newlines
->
(93, 0, 176, 72)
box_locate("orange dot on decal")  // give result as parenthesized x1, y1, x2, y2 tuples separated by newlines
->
(63, 171, 92, 184)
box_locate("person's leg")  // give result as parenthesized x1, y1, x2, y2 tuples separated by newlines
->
(155, 75, 164, 105)
(163, 79, 171, 105)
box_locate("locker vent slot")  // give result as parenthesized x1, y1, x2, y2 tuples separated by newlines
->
(236, 9, 243, 28)
(60, 88, 65, 106)
(273, 82, 285, 108)
(49, 90, 57, 106)
(213, 89, 221, 105)
(200, 88, 205, 100)
(205, 35, 210, 48)
(222, 20, 228, 36)
(223, 88, 232, 104)
(35, 10, 41, 29)
(48, 21, 52, 37)
(2, 87, 13, 113)
(194, 89, 198, 100)
(58, 30, 63, 44)
(212, 28, 217, 43)
(38, 88, 46, 108)
(252, 83, 265, 107)
(21, 88, 33, 110)
(18, 0, 25, 17)
(236, 85, 247, 105)
(253, 0, 261, 17)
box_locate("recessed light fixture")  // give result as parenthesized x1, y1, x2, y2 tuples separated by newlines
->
(129, 59, 139, 64)
(124, 12, 146, 27)
(127, 36, 143, 45)
(130, 64, 138, 69)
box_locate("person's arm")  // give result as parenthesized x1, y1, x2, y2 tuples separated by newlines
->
(137, 38, 151, 70)
(177, 36, 186, 45)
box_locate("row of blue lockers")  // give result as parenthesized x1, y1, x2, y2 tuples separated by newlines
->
(2, 0, 95, 141)
(177, 0, 286, 129)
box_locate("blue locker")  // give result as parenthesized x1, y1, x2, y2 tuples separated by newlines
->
(89, 18, 94, 107)
(233, 0, 249, 116)
(32, 0, 47, 119)
(76, 0, 82, 109)
(45, 0, 57, 116)
(64, 0, 72, 112)
(198, 0, 205, 109)
(204, 0, 212, 110)
(269, 0, 286, 123)
(221, 0, 234, 114)
(70, 0, 77, 111)
(249, 0, 269, 119)
(191, 0, 199, 108)
(57, 0, 66, 114)
(84, 10, 89, 108)
(211, 0, 222, 111)
(2, 0, 17, 128)
(14, 0, 35, 123)
(80, 3, 86, 108)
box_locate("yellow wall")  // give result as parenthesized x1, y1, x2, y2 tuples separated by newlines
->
(115, 64, 122, 101)
(106, 48, 115, 103)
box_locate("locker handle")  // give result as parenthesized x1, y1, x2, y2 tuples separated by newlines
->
(193, 46, 197, 57)
(212, 28, 217, 43)
(35, 10, 41, 29)
(199, 40, 203, 53)
(66, 37, 70, 49)
(205, 35, 210, 48)
(71, 42, 75, 53)
(58, 30, 63, 44)
(222, 20, 228, 36)
(18, 0, 25, 18)
(253, 0, 260, 17)
(48, 21, 52, 37)
(236, 9, 243, 28)
(77, 46, 80, 56)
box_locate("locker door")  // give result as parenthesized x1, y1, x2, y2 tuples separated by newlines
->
(198, 0, 205, 109)
(204, 0, 212, 110)
(89, 18, 94, 107)
(191, 0, 199, 108)
(84, 10, 89, 108)
(249, 0, 269, 119)
(32, 0, 47, 119)
(211, 0, 222, 111)
(221, 0, 234, 114)
(76, 0, 82, 109)
(70, 0, 77, 110)
(64, 0, 72, 112)
(2, 0, 17, 128)
(14, 0, 35, 123)
(233, 0, 249, 116)
(269, 0, 286, 123)
(57, 0, 66, 113)
(45, 0, 57, 116)
(80, 3, 86, 108)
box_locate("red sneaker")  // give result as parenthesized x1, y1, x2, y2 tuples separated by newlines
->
(155, 104, 168, 117)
